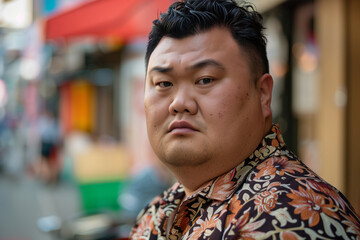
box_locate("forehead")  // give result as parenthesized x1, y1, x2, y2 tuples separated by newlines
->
(147, 27, 249, 73)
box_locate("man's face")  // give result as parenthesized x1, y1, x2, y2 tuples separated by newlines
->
(144, 27, 271, 171)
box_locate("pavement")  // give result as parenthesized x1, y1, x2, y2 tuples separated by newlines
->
(0, 173, 81, 240)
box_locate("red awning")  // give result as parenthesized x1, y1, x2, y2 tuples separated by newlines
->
(44, 0, 172, 42)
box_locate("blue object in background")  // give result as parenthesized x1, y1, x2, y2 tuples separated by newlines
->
(42, 0, 58, 15)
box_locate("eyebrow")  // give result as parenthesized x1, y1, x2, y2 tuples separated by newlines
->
(149, 66, 173, 73)
(148, 59, 225, 74)
(189, 59, 225, 71)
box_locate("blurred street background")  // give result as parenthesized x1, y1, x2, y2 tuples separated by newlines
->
(0, 0, 359, 239)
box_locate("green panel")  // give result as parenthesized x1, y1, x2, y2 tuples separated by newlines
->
(78, 181, 128, 214)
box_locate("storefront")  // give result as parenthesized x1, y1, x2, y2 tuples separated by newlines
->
(41, 0, 173, 215)
(261, 0, 360, 212)
(42, 0, 360, 212)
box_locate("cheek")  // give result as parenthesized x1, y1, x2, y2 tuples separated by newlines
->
(209, 90, 248, 121)
(144, 96, 168, 135)
(204, 90, 258, 145)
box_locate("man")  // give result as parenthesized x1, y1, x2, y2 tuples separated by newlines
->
(130, 0, 360, 239)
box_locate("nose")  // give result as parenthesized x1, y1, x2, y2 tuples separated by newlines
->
(169, 87, 198, 115)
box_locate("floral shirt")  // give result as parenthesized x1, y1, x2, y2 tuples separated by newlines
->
(130, 124, 360, 239)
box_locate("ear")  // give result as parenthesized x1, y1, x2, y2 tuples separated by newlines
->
(256, 73, 273, 119)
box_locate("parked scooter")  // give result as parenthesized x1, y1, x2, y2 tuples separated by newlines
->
(37, 211, 133, 240)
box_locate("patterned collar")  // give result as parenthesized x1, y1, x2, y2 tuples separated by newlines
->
(162, 124, 286, 204)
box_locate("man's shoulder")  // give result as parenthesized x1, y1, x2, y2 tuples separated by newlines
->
(227, 150, 360, 239)
(238, 149, 348, 206)
(250, 149, 314, 184)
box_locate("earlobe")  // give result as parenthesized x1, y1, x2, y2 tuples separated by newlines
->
(257, 73, 273, 118)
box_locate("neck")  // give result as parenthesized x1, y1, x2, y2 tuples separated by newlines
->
(166, 156, 242, 198)
(168, 164, 214, 197)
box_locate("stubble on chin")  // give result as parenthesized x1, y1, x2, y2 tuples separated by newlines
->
(158, 147, 211, 168)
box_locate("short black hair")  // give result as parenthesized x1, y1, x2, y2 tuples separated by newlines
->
(145, 0, 269, 79)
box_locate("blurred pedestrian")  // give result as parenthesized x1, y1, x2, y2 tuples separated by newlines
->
(31, 108, 61, 183)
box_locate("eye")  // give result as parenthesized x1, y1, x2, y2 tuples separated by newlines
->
(197, 77, 214, 85)
(156, 81, 173, 88)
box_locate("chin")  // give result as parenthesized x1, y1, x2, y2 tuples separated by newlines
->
(159, 147, 210, 168)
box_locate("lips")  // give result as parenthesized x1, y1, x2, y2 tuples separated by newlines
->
(168, 121, 198, 133)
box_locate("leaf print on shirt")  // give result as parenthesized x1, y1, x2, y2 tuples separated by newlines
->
(209, 169, 237, 200)
(254, 156, 304, 179)
(302, 178, 347, 211)
(341, 212, 360, 236)
(174, 209, 191, 232)
(273, 123, 285, 146)
(234, 210, 266, 240)
(188, 215, 218, 239)
(279, 231, 301, 240)
(130, 214, 154, 240)
(225, 198, 243, 228)
(287, 186, 339, 227)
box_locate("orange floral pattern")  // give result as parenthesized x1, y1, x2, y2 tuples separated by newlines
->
(287, 186, 339, 227)
(254, 187, 278, 213)
(130, 124, 360, 239)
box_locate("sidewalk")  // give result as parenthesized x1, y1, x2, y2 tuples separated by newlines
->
(0, 174, 81, 240)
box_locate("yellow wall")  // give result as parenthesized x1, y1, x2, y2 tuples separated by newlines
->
(346, 0, 360, 213)
(315, 0, 346, 191)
